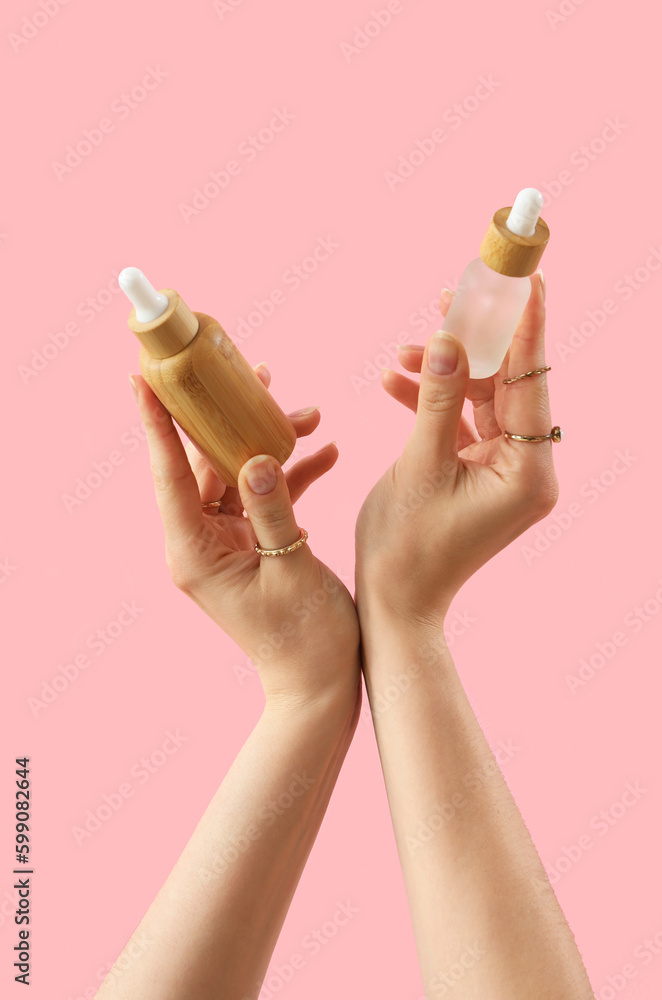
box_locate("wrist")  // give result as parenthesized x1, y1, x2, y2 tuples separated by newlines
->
(354, 572, 451, 638)
(263, 668, 362, 734)
(354, 590, 454, 676)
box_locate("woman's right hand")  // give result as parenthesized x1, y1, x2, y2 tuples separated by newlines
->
(130, 365, 361, 712)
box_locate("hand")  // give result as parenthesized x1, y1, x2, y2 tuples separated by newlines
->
(355, 272, 558, 629)
(130, 362, 361, 710)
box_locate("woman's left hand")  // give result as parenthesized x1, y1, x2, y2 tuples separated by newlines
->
(355, 272, 559, 630)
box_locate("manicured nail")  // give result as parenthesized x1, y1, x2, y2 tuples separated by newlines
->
(440, 287, 454, 296)
(244, 455, 278, 494)
(129, 374, 139, 402)
(290, 405, 319, 417)
(398, 343, 425, 351)
(536, 269, 545, 301)
(429, 331, 458, 375)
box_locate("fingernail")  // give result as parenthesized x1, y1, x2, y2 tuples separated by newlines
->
(398, 344, 425, 351)
(245, 455, 278, 494)
(537, 269, 545, 301)
(129, 374, 139, 402)
(441, 287, 454, 296)
(429, 331, 458, 375)
(290, 405, 319, 417)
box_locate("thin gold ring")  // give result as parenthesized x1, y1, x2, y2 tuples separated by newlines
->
(201, 497, 224, 509)
(502, 365, 551, 384)
(255, 528, 309, 557)
(504, 426, 563, 443)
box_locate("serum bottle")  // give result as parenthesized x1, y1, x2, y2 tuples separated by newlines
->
(120, 267, 297, 487)
(440, 187, 550, 378)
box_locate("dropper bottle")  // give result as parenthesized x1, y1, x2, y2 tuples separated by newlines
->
(119, 268, 297, 487)
(440, 188, 550, 378)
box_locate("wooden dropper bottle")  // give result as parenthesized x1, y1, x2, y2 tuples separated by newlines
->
(120, 267, 297, 487)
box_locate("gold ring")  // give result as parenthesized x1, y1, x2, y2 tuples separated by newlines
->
(502, 365, 551, 384)
(201, 497, 224, 509)
(504, 426, 563, 443)
(255, 528, 309, 557)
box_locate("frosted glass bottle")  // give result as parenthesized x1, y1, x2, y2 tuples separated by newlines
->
(441, 188, 550, 379)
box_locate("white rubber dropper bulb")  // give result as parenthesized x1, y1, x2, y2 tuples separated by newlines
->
(119, 267, 170, 322)
(505, 188, 544, 238)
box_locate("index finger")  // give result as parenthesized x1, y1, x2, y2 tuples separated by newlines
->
(131, 374, 204, 544)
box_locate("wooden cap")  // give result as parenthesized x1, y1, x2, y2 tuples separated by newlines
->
(479, 207, 550, 277)
(127, 289, 199, 359)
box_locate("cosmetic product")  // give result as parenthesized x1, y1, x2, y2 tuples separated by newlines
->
(120, 267, 296, 487)
(440, 187, 550, 378)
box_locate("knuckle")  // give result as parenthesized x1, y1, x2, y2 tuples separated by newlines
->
(166, 554, 191, 591)
(523, 465, 559, 515)
(538, 473, 560, 513)
(150, 462, 172, 495)
(419, 390, 458, 416)
(255, 505, 294, 533)
(165, 543, 198, 592)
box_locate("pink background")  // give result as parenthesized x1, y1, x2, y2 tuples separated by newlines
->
(2, 0, 660, 997)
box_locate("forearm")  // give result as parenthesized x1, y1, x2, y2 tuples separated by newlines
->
(96, 676, 361, 1000)
(357, 599, 594, 1000)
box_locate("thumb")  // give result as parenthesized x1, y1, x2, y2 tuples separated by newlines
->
(238, 454, 307, 556)
(404, 330, 470, 473)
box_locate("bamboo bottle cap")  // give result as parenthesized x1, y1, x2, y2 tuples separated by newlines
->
(479, 205, 550, 278)
(126, 288, 199, 359)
